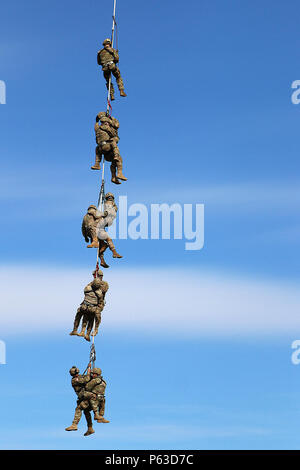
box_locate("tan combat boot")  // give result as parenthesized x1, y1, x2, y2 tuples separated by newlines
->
(120, 90, 127, 97)
(87, 238, 99, 248)
(91, 163, 100, 170)
(84, 427, 95, 436)
(110, 163, 121, 184)
(112, 249, 122, 259)
(97, 417, 110, 423)
(94, 412, 102, 421)
(100, 255, 109, 268)
(116, 163, 127, 181)
(65, 423, 78, 431)
(85, 332, 91, 342)
(69, 330, 78, 336)
(77, 330, 86, 337)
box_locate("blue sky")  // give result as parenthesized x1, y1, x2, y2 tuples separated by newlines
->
(1, 0, 300, 449)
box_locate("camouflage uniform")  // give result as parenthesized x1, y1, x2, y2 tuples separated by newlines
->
(97, 38, 127, 100)
(81, 368, 109, 422)
(92, 111, 127, 185)
(65, 366, 95, 436)
(69, 276, 108, 341)
(97, 193, 122, 268)
(82, 205, 102, 248)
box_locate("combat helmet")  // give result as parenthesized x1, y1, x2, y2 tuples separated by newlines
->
(105, 192, 114, 200)
(92, 367, 102, 376)
(69, 366, 79, 376)
(93, 268, 103, 279)
(103, 38, 111, 46)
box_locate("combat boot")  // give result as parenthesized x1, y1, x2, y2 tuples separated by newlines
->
(87, 238, 99, 248)
(100, 255, 109, 268)
(116, 162, 127, 181)
(97, 417, 110, 423)
(110, 95, 115, 101)
(65, 423, 78, 431)
(112, 249, 122, 259)
(69, 330, 78, 336)
(77, 330, 86, 337)
(111, 176, 121, 184)
(91, 163, 100, 170)
(94, 412, 102, 421)
(120, 90, 127, 97)
(84, 427, 95, 436)
(85, 332, 91, 342)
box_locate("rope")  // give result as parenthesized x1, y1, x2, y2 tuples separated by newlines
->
(106, 0, 117, 115)
(90, 0, 117, 341)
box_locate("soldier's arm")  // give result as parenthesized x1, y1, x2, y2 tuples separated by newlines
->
(112, 48, 119, 62)
(97, 50, 102, 65)
(85, 377, 101, 392)
(84, 284, 93, 294)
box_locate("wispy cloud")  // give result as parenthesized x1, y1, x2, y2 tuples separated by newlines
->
(1, 265, 299, 337)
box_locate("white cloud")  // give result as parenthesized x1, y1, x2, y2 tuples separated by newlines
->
(1, 265, 300, 337)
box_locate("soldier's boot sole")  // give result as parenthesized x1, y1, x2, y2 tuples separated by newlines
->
(91, 165, 100, 170)
(97, 418, 110, 423)
(94, 413, 102, 421)
(87, 241, 99, 248)
(111, 177, 121, 185)
(65, 424, 78, 431)
(69, 331, 78, 336)
(116, 172, 127, 181)
(112, 252, 122, 258)
(84, 334, 91, 342)
(110, 96, 115, 101)
(120, 91, 127, 97)
(84, 428, 95, 436)
(100, 258, 110, 268)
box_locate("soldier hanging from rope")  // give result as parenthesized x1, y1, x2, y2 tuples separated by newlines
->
(69, 270, 109, 341)
(78, 367, 109, 423)
(65, 364, 96, 436)
(81, 193, 122, 267)
(82, 205, 102, 249)
(97, 38, 127, 100)
(97, 192, 122, 268)
(91, 111, 127, 185)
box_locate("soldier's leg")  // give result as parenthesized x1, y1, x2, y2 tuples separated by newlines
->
(77, 306, 89, 338)
(90, 398, 102, 420)
(69, 306, 84, 335)
(110, 141, 127, 181)
(65, 402, 82, 431)
(84, 308, 95, 342)
(112, 65, 127, 97)
(83, 392, 101, 420)
(97, 398, 110, 423)
(87, 226, 99, 249)
(98, 240, 109, 268)
(83, 408, 95, 436)
(106, 236, 122, 259)
(91, 146, 102, 170)
(92, 306, 102, 337)
(113, 153, 127, 181)
(103, 68, 115, 101)
(110, 160, 121, 185)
